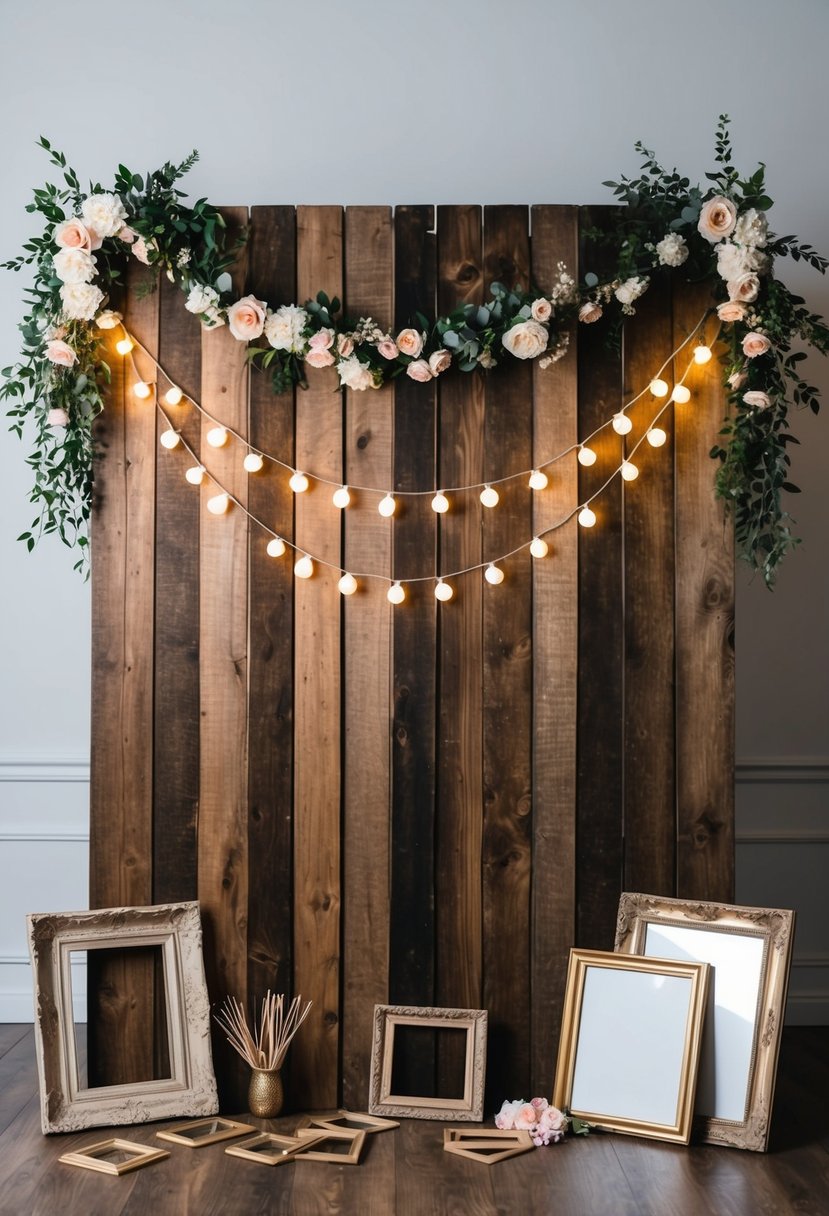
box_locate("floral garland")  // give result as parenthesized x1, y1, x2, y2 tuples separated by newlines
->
(2, 118, 827, 583)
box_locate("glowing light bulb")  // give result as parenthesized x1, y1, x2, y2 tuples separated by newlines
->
(434, 580, 454, 602)
(294, 554, 314, 579)
(621, 460, 639, 482)
(671, 384, 691, 404)
(650, 377, 669, 398)
(378, 493, 396, 517)
(206, 426, 228, 448)
(528, 469, 549, 491)
(480, 484, 500, 509)
(332, 485, 351, 509)
(387, 581, 405, 604)
(529, 536, 549, 558)
(164, 385, 183, 406)
(693, 344, 713, 365)
(243, 453, 264, 473)
(431, 491, 449, 514)
(484, 563, 504, 585)
(185, 464, 205, 485)
(266, 537, 286, 558)
(612, 412, 633, 435)
(578, 505, 596, 528)
(159, 428, 180, 449)
(338, 572, 358, 596)
(289, 471, 310, 493)
(207, 492, 230, 515)
(577, 445, 597, 467)
(133, 380, 152, 400)
(647, 426, 668, 448)
(115, 337, 134, 355)
(96, 311, 121, 330)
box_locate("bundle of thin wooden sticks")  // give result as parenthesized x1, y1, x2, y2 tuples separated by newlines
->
(215, 991, 312, 1071)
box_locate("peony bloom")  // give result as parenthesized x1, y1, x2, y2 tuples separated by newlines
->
(60, 281, 104, 321)
(743, 390, 772, 410)
(428, 349, 452, 376)
(227, 295, 267, 341)
(614, 276, 649, 307)
(45, 339, 77, 367)
(185, 283, 220, 314)
(265, 304, 309, 353)
(376, 337, 399, 360)
(531, 297, 553, 323)
(734, 208, 769, 249)
(579, 301, 603, 324)
(396, 328, 424, 358)
(53, 247, 96, 284)
(502, 319, 549, 360)
(337, 354, 375, 391)
(406, 358, 433, 382)
(81, 192, 128, 239)
(742, 331, 772, 359)
(47, 407, 70, 427)
(655, 232, 689, 267)
(54, 217, 101, 252)
(698, 195, 737, 243)
(717, 301, 747, 323)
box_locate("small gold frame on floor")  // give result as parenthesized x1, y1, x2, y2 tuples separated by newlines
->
(59, 1138, 170, 1176)
(292, 1127, 367, 1164)
(225, 1131, 327, 1166)
(156, 1116, 256, 1147)
(305, 1109, 400, 1134)
(443, 1127, 534, 1164)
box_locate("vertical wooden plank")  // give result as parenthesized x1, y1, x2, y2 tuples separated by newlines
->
(293, 205, 343, 1108)
(153, 276, 201, 904)
(623, 280, 676, 896)
(674, 281, 735, 901)
(342, 206, 393, 1108)
(88, 265, 157, 1084)
(529, 205, 579, 1093)
(576, 206, 625, 949)
(198, 207, 250, 1108)
(246, 207, 296, 1011)
(481, 205, 533, 1104)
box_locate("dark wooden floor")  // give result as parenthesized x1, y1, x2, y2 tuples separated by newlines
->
(1, 1024, 827, 1216)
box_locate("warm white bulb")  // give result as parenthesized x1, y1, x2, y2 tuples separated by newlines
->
(577, 445, 597, 467)
(332, 485, 351, 509)
(159, 428, 180, 450)
(378, 493, 396, 517)
(338, 572, 358, 596)
(243, 453, 264, 473)
(434, 580, 454, 602)
(529, 536, 549, 558)
(185, 464, 205, 485)
(289, 471, 310, 493)
(650, 377, 669, 398)
(207, 493, 230, 515)
(207, 426, 229, 448)
(480, 484, 500, 509)
(528, 469, 548, 491)
(612, 412, 633, 435)
(387, 581, 405, 604)
(671, 384, 691, 404)
(164, 385, 183, 406)
(431, 491, 449, 514)
(693, 344, 713, 365)
(578, 505, 597, 528)
(294, 555, 314, 579)
(621, 460, 639, 482)
(484, 563, 504, 585)
(115, 337, 134, 355)
(647, 426, 668, 448)
(133, 380, 152, 400)
(266, 537, 286, 558)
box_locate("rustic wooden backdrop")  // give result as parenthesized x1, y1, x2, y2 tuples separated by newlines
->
(88, 204, 735, 1111)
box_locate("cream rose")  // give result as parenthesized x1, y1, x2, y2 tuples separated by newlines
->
(698, 195, 737, 243)
(54, 217, 100, 252)
(406, 358, 433, 382)
(60, 281, 104, 321)
(45, 339, 77, 367)
(428, 349, 451, 376)
(743, 390, 772, 410)
(727, 273, 760, 303)
(396, 328, 423, 358)
(47, 407, 70, 427)
(81, 192, 128, 239)
(614, 276, 649, 307)
(53, 247, 96, 284)
(228, 295, 267, 341)
(501, 319, 548, 360)
(579, 301, 603, 324)
(337, 355, 374, 391)
(742, 331, 772, 358)
(717, 300, 747, 322)
(376, 337, 399, 360)
(531, 297, 553, 323)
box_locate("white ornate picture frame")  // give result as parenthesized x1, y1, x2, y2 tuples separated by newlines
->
(615, 892, 795, 1151)
(27, 901, 219, 1134)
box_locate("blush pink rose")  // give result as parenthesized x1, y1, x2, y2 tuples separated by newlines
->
(396, 327, 424, 358)
(47, 407, 70, 427)
(698, 195, 737, 243)
(54, 217, 101, 252)
(513, 1103, 539, 1130)
(742, 331, 771, 359)
(743, 390, 772, 410)
(117, 224, 137, 244)
(45, 339, 77, 367)
(717, 301, 747, 322)
(406, 358, 433, 382)
(132, 237, 151, 265)
(376, 337, 399, 360)
(540, 1105, 566, 1133)
(578, 301, 603, 324)
(305, 348, 335, 368)
(308, 327, 335, 351)
(531, 297, 553, 323)
(337, 334, 355, 357)
(727, 273, 760, 303)
(728, 370, 747, 390)
(227, 295, 267, 341)
(428, 349, 451, 376)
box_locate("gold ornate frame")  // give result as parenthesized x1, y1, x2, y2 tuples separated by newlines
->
(615, 892, 796, 1151)
(552, 949, 710, 1145)
(368, 1004, 488, 1121)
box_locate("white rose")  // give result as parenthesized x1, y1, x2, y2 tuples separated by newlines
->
(81, 192, 128, 239)
(501, 319, 549, 360)
(60, 281, 104, 321)
(733, 208, 768, 249)
(53, 247, 96, 284)
(337, 355, 374, 391)
(727, 273, 760, 303)
(265, 304, 309, 353)
(614, 276, 649, 306)
(655, 232, 689, 268)
(185, 283, 220, 315)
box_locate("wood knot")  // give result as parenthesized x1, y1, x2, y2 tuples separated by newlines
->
(357, 432, 370, 450)
(457, 261, 479, 285)
(324, 1010, 339, 1027)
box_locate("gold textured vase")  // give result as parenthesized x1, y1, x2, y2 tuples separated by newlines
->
(248, 1067, 284, 1118)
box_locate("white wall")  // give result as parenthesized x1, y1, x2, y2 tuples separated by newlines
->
(0, 0, 826, 1021)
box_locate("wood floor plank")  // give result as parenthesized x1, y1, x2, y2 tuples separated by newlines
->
(0, 1024, 29, 1058)
(394, 1116, 494, 1216)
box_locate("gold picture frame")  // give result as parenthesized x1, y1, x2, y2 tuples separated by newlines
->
(225, 1131, 326, 1166)
(27, 901, 219, 1134)
(293, 1127, 366, 1164)
(443, 1127, 534, 1164)
(156, 1116, 255, 1147)
(552, 949, 710, 1145)
(306, 1110, 400, 1134)
(59, 1138, 170, 1176)
(615, 892, 796, 1151)
(368, 1004, 488, 1121)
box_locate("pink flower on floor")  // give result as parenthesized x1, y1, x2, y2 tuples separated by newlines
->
(406, 358, 433, 382)
(513, 1103, 539, 1130)
(494, 1099, 522, 1130)
(396, 327, 423, 358)
(306, 348, 335, 368)
(376, 337, 399, 360)
(428, 349, 451, 376)
(228, 295, 267, 341)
